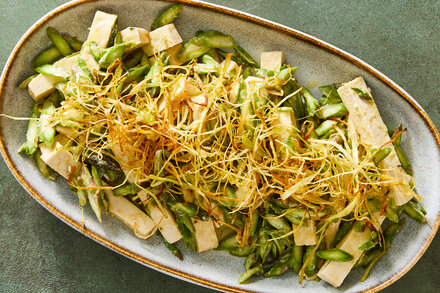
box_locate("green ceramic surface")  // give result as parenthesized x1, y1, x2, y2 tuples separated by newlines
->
(0, 1, 439, 292)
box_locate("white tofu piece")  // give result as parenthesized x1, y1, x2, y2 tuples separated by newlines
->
(260, 51, 284, 72)
(324, 219, 341, 248)
(105, 189, 155, 239)
(80, 41, 100, 72)
(293, 219, 317, 246)
(120, 27, 150, 51)
(87, 11, 118, 48)
(55, 126, 77, 138)
(142, 24, 183, 56)
(147, 203, 182, 244)
(337, 77, 412, 206)
(170, 75, 201, 105)
(273, 110, 296, 149)
(39, 141, 81, 179)
(28, 74, 59, 101)
(28, 55, 79, 101)
(191, 218, 219, 252)
(272, 109, 302, 159)
(55, 54, 80, 71)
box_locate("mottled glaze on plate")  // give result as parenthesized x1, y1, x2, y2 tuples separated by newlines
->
(0, 1, 439, 292)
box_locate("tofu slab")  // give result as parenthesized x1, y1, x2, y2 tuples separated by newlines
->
(324, 219, 341, 248)
(39, 141, 80, 179)
(121, 27, 150, 50)
(28, 74, 59, 101)
(273, 110, 295, 150)
(55, 54, 80, 71)
(79, 41, 100, 72)
(142, 24, 183, 56)
(87, 11, 118, 48)
(337, 77, 412, 206)
(147, 203, 182, 244)
(28, 55, 79, 101)
(191, 218, 219, 252)
(105, 189, 155, 239)
(260, 51, 284, 72)
(293, 219, 317, 246)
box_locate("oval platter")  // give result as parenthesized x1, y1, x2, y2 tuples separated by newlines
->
(0, 0, 439, 292)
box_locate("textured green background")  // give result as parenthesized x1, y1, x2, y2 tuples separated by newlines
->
(1, 0, 439, 292)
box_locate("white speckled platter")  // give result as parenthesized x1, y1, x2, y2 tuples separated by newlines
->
(1, 1, 439, 292)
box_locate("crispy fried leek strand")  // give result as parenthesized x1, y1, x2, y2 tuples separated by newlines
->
(48, 57, 417, 251)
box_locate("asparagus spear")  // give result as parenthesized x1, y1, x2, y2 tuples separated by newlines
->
(162, 235, 183, 260)
(46, 27, 72, 56)
(239, 266, 263, 284)
(33, 47, 62, 68)
(303, 245, 318, 277)
(291, 244, 304, 274)
(62, 35, 83, 51)
(316, 248, 353, 262)
(403, 202, 426, 223)
(113, 183, 140, 196)
(151, 4, 182, 30)
(21, 102, 40, 157)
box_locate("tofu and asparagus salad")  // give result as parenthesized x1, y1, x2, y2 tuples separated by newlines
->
(16, 4, 427, 287)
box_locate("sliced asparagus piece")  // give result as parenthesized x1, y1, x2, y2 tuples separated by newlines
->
(316, 248, 353, 262)
(151, 4, 182, 30)
(46, 27, 72, 56)
(33, 46, 62, 68)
